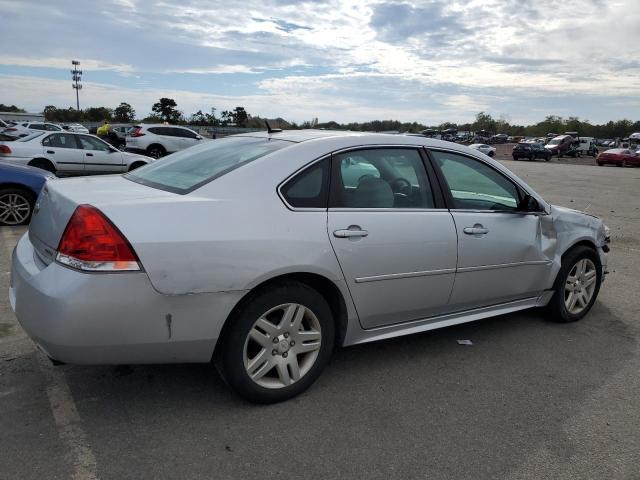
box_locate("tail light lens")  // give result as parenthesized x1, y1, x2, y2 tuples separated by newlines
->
(5, 127, 17, 132)
(0, 145, 11, 154)
(130, 127, 145, 137)
(56, 205, 141, 272)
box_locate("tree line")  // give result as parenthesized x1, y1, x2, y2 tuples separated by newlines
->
(8, 99, 639, 139)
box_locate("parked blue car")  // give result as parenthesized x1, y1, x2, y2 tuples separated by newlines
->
(0, 162, 53, 226)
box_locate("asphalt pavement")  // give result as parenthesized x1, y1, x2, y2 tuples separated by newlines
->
(1, 160, 639, 480)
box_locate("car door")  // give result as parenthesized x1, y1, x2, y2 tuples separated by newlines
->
(41, 133, 84, 174)
(156, 127, 181, 152)
(77, 135, 124, 173)
(177, 127, 202, 149)
(430, 149, 552, 311)
(327, 147, 458, 329)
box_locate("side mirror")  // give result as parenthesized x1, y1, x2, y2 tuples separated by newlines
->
(196, 135, 203, 140)
(519, 194, 540, 212)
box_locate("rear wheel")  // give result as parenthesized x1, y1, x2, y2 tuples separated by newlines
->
(146, 145, 166, 159)
(0, 188, 34, 226)
(547, 246, 601, 323)
(219, 281, 335, 403)
(28, 158, 56, 174)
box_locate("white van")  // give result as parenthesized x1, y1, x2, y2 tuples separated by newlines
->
(577, 137, 598, 157)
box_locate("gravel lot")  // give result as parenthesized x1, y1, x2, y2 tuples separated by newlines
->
(1, 160, 639, 480)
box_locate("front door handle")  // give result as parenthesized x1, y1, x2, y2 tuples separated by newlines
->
(46, 150, 55, 154)
(463, 224, 489, 235)
(333, 228, 369, 238)
(86, 153, 94, 157)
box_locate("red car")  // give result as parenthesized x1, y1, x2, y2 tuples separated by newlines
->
(596, 148, 640, 167)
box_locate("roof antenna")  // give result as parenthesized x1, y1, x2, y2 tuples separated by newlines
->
(265, 120, 282, 134)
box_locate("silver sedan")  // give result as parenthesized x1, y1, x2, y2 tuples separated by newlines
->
(10, 131, 609, 403)
(0, 131, 152, 175)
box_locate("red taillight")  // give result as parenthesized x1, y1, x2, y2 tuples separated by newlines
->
(0, 145, 11, 154)
(56, 205, 140, 272)
(5, 127, 17, 132)
(130, 127, 145, 137)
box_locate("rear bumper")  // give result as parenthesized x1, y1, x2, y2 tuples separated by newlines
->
(10, 233, 246, 365)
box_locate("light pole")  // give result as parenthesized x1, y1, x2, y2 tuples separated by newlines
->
(71, 60, 82, 111)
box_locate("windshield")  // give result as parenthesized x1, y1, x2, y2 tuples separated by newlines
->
(126, 136, 291, 194)
(548, 139, 561, 145)
(18, 132, 45, 142)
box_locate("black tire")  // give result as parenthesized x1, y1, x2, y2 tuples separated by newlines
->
(0, 188, 35, 226)
(128, 161, 146, 172)
(28, 158, 56, 174)
(512, 155, 518, 161)
(488, 151, 495, 157)
(146, 144, 166, 159)
(545, 154, 551, 162)
(547, 246, 602, 323)
(597, 162, 603, 166)
(529, 154, 535, 161)
(219, 281, 335, 403)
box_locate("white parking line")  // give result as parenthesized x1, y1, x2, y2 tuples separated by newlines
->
(36, 354, 99, 480)
(1, 227, 99, 479)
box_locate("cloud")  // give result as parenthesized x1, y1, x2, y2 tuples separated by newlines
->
(0, 0, 638, 123)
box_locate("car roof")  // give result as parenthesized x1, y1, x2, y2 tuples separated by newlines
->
(136, 124, 195, 129)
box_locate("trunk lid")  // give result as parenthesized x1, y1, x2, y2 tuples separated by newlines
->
(29, 175, 177, 264)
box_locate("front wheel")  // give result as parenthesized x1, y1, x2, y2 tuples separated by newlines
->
(547, 246, 601, 322)
(219, 282, 335, 403)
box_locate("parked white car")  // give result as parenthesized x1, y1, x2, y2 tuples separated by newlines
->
(61, 123, 89, 134)
(469, 143, 497, 157)
(126, 124, 207, 158)
(0, 131, 153, 175)
(2, 122, 63, 139)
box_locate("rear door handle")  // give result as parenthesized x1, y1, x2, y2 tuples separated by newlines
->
(333, 228, 369, 238)
(463, 225, 489, 235)
(46, 150, 55, 154)
(86, 153, 93, 157)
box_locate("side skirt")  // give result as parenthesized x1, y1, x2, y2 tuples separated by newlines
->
(343, 296, 542, 346)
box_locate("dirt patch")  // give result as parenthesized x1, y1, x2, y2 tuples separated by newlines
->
(0, 323, 14, 338)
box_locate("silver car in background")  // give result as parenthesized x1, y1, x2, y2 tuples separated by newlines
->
(10, 130, 609, 403)
(0, 131, 153, 175)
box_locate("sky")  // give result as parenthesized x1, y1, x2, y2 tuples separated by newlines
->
(1, 0, 639, 125)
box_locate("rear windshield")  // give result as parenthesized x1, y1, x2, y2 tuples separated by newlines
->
(125, 136, 291, 194)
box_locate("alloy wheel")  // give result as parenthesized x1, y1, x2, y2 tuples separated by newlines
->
(0, 192, 31, 225)
(564, 258, 597, 315)
(243, 303, 322, 389)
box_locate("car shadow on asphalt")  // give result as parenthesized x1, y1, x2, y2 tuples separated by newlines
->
(53, 302, 634, 479)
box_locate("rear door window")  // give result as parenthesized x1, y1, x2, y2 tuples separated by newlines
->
(330, 148, 435, 209)
(43, 133, 78, 148)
